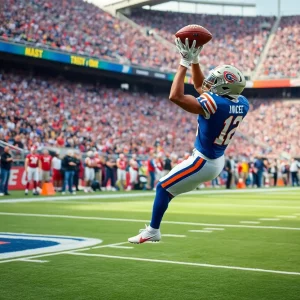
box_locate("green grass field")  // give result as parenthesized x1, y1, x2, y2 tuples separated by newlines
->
(1, 188, 300, 300)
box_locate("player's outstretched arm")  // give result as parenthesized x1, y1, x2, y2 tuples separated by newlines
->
(191, 63, 205, 95)
(169, 65, 205, 115)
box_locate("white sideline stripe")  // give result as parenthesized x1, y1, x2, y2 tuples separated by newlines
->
(19, 259, 48, 263)
(203, 228, 225, 230)
(276, 215, 297, 218)
(0, 187, 299, 203)
(1, 212, 300, 231)
(109, 245, 134, 249)
(240, 221, 261, 224)
(162, 234, 186, 238)
(259, 218, 281, 221)
(67, 252, 300, 276)
(189, 230, 212, 233)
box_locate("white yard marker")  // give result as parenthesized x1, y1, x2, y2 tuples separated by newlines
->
(108, 245, 134, 249)
(1, 212, 300, 231)
(259, 218, 281, 221)
(276, 216, 297, 219)
(203, 228, 225, 231)
(92, 242, 128, 249)
(162, 234, 186, 238)
(67, 252, 300, 276)
(189, 230, 212, 233)
(19, 259, 48, 263)
(240, 221, 261, 224)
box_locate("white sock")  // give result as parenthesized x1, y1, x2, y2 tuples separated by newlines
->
(147, 226, 159, 233)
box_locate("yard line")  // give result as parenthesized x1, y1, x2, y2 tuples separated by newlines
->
(109, 245, 134, 249)
(259, 218, 281, 221)
(19, 259, 48, 263)
(1, 212, 300, 231)
(276, 216, 297, 218)
(0, 187, 299, 204)
(203, 228, 225, 230)
(162, 234, 186, 238)
(92, 242, 128, 249)
(67, 252, 300, 276)
(188, 230, 212, 233)
(240, 221, 261, 224)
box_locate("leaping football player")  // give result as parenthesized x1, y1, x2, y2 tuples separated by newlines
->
(128, 38, 249, 243)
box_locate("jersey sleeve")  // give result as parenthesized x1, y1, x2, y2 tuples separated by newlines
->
(196, 92, 218, 119)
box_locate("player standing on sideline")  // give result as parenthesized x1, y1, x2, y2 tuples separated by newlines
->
(129, 38, 249, 243)
(25, 147, 40, 195)
(84, 151, 95, 193)
(39, 149, 52, 187)
(127, 154, 139, 191)
(116, 153, 127, 190)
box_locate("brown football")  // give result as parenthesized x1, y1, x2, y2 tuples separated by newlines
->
(175, 25, 212, 47)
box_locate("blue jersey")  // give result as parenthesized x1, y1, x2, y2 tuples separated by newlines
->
(194, 92, 249, 159)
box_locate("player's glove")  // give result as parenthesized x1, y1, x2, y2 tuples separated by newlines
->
(175, 37, 203, 68)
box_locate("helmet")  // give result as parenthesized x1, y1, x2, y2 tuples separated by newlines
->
(202, 65, 246, 100)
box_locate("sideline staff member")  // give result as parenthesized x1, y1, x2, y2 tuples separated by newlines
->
(0, 147, 13, 196)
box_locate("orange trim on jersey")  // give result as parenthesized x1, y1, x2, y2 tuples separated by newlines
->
(161, 158, 204, 188)
(202, 93, 217, 112)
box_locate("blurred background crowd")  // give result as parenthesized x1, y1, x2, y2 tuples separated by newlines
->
(0, 0, 299, 77)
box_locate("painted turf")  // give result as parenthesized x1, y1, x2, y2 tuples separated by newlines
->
(1, 212, 300, 231)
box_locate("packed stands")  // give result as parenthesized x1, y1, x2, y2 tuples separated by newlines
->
(1, 69, 299, 159)
(129, 9, 276, 74)
(260, 16, 300, 78)
(0, 0, 177, 71)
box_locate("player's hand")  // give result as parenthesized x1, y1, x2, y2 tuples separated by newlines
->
(175, 38, 203, 68)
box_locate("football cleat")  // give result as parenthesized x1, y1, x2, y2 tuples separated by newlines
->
(128, 225, 161, 244)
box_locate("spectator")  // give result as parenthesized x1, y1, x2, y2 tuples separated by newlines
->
(225, 156, 234, 189)
(103, 155, 117, 191)
(116, 153, 127, 191)
(39, 149, 52, 186)
(163, 153, 172, 177)
(93, 152, 102, 188)
(270, 159, 278, 186)
(84, 151, 95, 193)
(73, 152, 81, 192)
(254, 156, 264, 188)
(0, 146, 13, 196)
(25, 147, 40, 195)
(52, 151, 62, 191)
(61, 150, 76, 195)
(290, 158, 300, 187)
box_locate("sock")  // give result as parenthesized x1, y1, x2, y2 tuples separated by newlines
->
(26, 182, 30, 189)
(150, 182, 174, 229)
(33, 181, 37, 189)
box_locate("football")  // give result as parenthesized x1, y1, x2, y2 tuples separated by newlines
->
(175, 25, 212, 47)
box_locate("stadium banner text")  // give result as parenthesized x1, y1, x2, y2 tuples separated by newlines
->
(1, 41, 299, 88)
(0, 41, 192, 84)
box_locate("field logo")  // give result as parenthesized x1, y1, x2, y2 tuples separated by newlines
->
(0, 233, 102, 260)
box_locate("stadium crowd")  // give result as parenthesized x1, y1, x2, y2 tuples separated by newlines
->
(0, 70, 299, 159)
(260, 16, 300, 78)
(0, 0, 177, 71)
(129, 9, 275, 74)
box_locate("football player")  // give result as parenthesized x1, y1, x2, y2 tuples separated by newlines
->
(128, 38, 249, 243)
(25, 147, 40, 195)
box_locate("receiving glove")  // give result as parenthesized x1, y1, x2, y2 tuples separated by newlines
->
(175, 37, 203, 68)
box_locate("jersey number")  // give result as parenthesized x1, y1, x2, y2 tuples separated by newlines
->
(214, 116, 243, 146)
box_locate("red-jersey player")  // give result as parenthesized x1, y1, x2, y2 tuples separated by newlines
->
(25, 147, 40, 195)
(39, 149, 52, 186)
(116, 153, 127, 190)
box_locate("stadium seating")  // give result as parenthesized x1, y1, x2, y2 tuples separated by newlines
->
(129, 9, 276, 74)
(1, 70, 299, 158)
(0, 0, 178, 71)
(260, 16, 300, 78)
